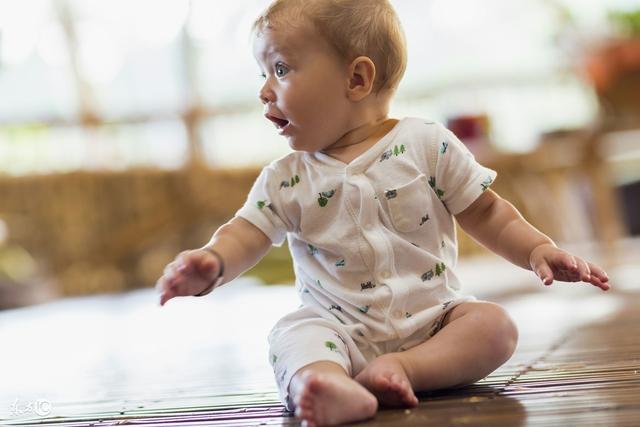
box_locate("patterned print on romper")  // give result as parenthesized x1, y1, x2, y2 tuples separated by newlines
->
(481, 176, 493, 191)
(317, 189, 336, 207)
(421, 269, 434, 281)
(280, 175, 300, 189)
(380, 144, 406, 162)
(429, 315, 445, 337)
(329, 304, 343, 313)
(435, 262, 446, 276)
(329, 309, 346, 324)
(279, 368, 287, 385)
(325, 341, 338, 351)
(360, 280, 376, 291)
(440, 141, 449, 154)
(428, 176, 445, 199)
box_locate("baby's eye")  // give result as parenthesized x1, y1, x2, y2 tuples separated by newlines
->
(275, 62, 289, 77)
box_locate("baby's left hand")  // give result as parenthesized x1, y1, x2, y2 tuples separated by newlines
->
(529, 243, 610, 291)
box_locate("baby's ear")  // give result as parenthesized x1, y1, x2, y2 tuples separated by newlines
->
(347, 56, 376, 101)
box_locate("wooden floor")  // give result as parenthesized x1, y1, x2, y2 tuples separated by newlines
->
(2, 240, 639, 426)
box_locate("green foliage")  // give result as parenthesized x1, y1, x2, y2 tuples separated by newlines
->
(610, 9, 640, 36)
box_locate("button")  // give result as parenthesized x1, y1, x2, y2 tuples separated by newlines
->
(381, 271, 390, 279)
(393, 310, 403, 319)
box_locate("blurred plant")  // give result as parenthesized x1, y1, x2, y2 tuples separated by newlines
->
(0, 218, 38, 283)
(609, 9, 640, 37)
(0, 246, 38, 283)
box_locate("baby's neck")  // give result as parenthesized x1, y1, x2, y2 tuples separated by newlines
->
(322, 117, 398, 164)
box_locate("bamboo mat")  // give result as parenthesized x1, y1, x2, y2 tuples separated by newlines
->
(2, 272, 639, 426)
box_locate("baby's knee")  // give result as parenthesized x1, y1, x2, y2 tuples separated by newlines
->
(476, 302, 519, 362)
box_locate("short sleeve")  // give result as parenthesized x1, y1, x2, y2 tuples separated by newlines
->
(235, 165, 292, 246)
(432, 124, 497, 215)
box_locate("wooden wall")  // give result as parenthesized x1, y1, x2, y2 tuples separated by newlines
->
(0, 166, 260, 295)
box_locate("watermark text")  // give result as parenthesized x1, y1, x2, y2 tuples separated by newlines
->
(9, 398, 52, 417)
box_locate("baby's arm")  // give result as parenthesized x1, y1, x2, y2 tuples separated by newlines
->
(455, 190, 609, 290)
(156, 217, 272, 305)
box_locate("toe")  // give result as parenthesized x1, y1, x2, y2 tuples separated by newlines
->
(372, 374, 391, 391)
(296, 405, 315, 425)
(306, 374, 323, 394)
(388, 374, 406, 394)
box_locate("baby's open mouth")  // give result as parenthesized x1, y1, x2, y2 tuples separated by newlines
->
(266, 114, 289, 129)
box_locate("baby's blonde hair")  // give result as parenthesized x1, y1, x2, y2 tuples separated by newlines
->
(252, 0, 407, 93)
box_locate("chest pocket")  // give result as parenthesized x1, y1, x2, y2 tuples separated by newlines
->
(385, 174, 430, 233)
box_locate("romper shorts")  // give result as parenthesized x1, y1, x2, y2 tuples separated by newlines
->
(268, 302, 464, 410)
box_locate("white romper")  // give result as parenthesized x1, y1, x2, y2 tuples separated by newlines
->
(235, 117, 497, 409)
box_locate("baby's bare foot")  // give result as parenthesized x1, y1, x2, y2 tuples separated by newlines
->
(293, 371, 378, 426)
(355, 354, 419, 408)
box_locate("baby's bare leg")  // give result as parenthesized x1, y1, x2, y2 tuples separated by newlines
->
(289, 361, 378, 427)
(356, 301, 518, 403)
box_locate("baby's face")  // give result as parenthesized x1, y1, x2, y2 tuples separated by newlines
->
(253, 23, 353, 152)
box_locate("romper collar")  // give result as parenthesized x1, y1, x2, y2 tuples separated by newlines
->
(305, 118, 407, 175)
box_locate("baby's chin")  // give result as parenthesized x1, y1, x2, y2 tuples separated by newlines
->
(287, 138, 324, 153)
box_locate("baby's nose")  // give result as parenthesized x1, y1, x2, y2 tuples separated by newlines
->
(258, 85, 275, 104)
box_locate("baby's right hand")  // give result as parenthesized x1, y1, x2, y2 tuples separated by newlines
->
(156, 249, 222, 306)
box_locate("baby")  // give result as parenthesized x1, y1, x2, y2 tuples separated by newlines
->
(156, 1, 610, 425)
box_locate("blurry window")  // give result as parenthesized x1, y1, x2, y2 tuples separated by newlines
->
(0, 0, 637, 173)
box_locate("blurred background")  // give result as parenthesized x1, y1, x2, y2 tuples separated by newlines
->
(1, 0, 640, 308)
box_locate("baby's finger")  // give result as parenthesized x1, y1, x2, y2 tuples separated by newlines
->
(176, 260, 192, 275)
(575, 258, 591, 282)
(155, 273, 172, 293)
(175, 252, 204, 275)
(587, 274, 611, 291)
(534, 262, 554, 286)
(587, 262, 609, 283)
(558, 253, 578, 273)
(159, 289, 174, 306)
(197, 253, 219, 276)
(165, 263, 179, 284)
